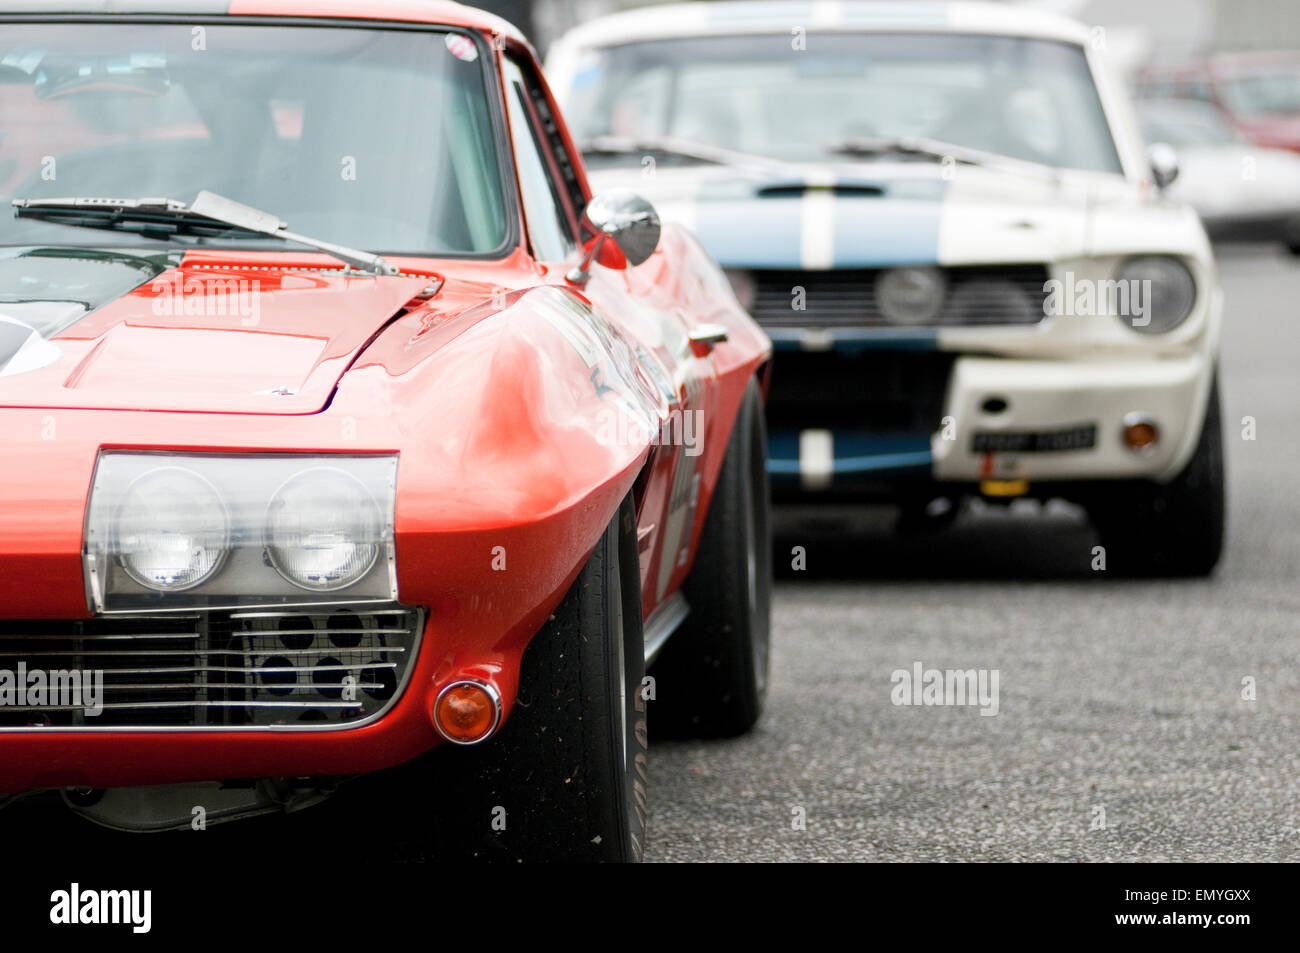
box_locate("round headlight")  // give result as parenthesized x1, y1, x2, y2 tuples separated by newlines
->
(947, 279, 1039, 326)
(875, 267, 947, 325)
(116, 467, 229, 592)
(1115, 256, 1196, 334)
(266, 468, 382, 592)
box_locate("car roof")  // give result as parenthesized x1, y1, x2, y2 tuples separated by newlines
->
(0, 0, 526, 42)
(550, 0, 1093, 50)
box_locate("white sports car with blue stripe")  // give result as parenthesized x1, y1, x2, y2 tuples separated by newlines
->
(548, 0, 1224, 575)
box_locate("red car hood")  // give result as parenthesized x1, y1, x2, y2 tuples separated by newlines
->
(0, 255, 429, 414)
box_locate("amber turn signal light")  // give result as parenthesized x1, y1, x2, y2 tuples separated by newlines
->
(432, 680, 501, 745)
(1122, 414, 1159, 453)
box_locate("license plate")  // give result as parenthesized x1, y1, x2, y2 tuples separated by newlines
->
(971, 424, 1097, 453)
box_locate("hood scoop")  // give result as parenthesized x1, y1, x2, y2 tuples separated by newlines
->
(754, 179, 886, 198)
(0, 260, 429, 414)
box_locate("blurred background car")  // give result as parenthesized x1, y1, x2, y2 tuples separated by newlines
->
(546, 1, 1226, 575)
(1133, 51, 1300, 151)
(1135, 98, 1300, 251)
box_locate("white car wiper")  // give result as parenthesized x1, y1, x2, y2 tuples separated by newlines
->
(578, 135, 799, 177)
(824, 135, 1062, 181)
(12, 191, 399, 276)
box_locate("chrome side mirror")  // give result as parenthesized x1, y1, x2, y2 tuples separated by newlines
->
(1147, 142, 1180, 190)
(567, 189, 661, 284)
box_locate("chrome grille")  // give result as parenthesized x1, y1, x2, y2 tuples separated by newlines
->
(766, 349, 955, 433)
(0, 606, 422, 729)
(751, 265, 1051, 328)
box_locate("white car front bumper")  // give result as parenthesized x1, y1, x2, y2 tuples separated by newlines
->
(932, 350, 1214, 484)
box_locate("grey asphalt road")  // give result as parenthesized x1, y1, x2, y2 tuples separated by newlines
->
(644, 242, 1300, 862)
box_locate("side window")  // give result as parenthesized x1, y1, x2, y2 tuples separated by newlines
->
(503, 57, 577, 261)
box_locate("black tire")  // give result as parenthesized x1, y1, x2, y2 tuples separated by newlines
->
(419, 493, 647, 862)
(1088, 373, 1225, 577)
(651, 377, 772, 738)
(1284, 216, 1300, 255)
(894, 494, 961, 536)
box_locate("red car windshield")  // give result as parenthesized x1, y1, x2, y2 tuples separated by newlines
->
(0, 21, 509, 256)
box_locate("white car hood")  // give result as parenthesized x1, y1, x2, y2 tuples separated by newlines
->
(585, 159, 1205, 267)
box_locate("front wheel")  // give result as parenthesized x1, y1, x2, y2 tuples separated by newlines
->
(1284, 215, 1300, 255)
(652, 376, 772, 738)
(1088, 374, 1225, 577)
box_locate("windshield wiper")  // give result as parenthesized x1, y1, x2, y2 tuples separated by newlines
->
(578, 135, 798, 176)
(11, 191, 399, 275)
(824, 135, 1061, 179)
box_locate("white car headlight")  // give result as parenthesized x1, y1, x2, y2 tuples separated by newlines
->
(1115, 256, 1197, 334)
(266, 468, 383, 591)
(116, 467, 229, 591)
(84, 453, 397, 613)
(875, 267, 947, 325)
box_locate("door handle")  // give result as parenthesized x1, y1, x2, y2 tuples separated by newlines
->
(688, 323, 728, 356)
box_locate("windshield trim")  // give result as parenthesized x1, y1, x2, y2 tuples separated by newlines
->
(0, 14, 524, 262)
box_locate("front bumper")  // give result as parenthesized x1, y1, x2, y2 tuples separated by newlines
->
(0, 484, 622, 795)
(933, 352, 1211, 483)
(768, 350, 1213, 492)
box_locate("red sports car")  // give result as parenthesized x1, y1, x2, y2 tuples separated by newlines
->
(0, 0, 772, 862)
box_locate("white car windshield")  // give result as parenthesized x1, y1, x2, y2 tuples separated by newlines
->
(1218, 69, 1300, 119)
(0, 22, 509, 255)
(568, 32, 1123, 173)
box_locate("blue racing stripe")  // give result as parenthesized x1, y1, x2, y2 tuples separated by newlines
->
(832, 194, 944, 267)
(693, 196, 803, 268)
(704, 2, 954, 30)
(706, 2, 817, 27)
(840, 2, 952, 27)
(767, 430, 933, 482)
(832, 432, 933, 474)
(766, 327, 939, 352)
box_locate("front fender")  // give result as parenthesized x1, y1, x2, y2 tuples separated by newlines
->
(333, 284, 664, 729)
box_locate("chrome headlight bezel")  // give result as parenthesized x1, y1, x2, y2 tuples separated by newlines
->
(84, 452, 398, 614)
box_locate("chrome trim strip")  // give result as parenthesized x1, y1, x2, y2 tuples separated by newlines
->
(0, 606, 425, 733)
(97, 597, 399, 616)
(0, 646, 407, 657)
(230, 608, 410, 620)
(0, 662, 398, 676)
(643, 591, 689, 667)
